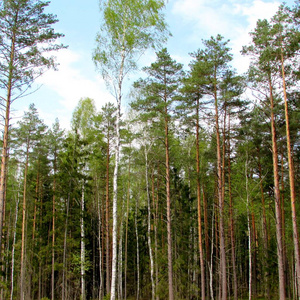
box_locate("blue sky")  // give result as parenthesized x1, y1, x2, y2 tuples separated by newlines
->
(11, 0, 295, 129)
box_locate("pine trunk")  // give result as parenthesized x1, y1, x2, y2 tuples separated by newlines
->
(165, 112, 174, 300)
(214, 80, 227, 300)
(227, 117, 237, 300)
(196, 101, 206, 300)
(0, 30, 17, 258)
(20, 140, 30, 300)
(268, 75, 285, 300)
(280, 49, 300, 295)
(10, 191, 20, 300)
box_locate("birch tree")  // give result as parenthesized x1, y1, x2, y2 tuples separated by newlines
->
(93, 1, 168, 298)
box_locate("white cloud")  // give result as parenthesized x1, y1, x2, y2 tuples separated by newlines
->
(170, 0, 283, 73)
(36, 48, 115, 112)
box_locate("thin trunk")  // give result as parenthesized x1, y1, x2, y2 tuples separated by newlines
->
(0, 25, 17, 258)
(245, 157, 252, 300)
(268, 74, 285, 300)
(257, 148, 270, 299)
(10, 190, 20, 300)
(124, 156, 130, 300)
(196, 100, 206, 300)
(203, 187, 210, 297)
(32, 169, 39, 241)
(110, 48, 124, 300)
(214, 79, 226, 300)
(153, 168, 159, 300)
(251, 201, 257, 297)
(81, 183, 86, 300)
(135, 192, 140, 300)
(281, 48, 300, 295)
(97, 177, 103, 300)
(62, 134, 78, 300)
(145, 147, 155, 300)
(52, 154, 57, 300)
(227, 113, 237, 300)
(165, 113, 174, 300)
(20, 140, 30, 300)
(106, 138, 111, 295)
(209, 203, 215, 300)
(118, 216, 123, 300)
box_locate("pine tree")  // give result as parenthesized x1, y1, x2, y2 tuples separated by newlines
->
(0, 0, 65, 254)
(131, 48, 183, 300)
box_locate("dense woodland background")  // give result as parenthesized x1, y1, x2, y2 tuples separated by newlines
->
(1, 0, 300, 299)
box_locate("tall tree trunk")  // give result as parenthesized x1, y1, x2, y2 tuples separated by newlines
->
(227, 112, 237, 300)
(268, 74, 285, 300)
(209, 202, 215, 300)
(257, 148, 270, 299)
(97, 177, 104, 300)
(52, 154, 57, 300)
(251, 201, 257, 297)
(214, 80, 227, 300)
(124, 157, 130, 300)
(0, 29, 17, 258)
(165, 112, 174, 300)
(135, 191, 140, 300)
(280, 48, 300, 295)
(106, 138, 111, 295)
(118, 214, 123, 300)
(152, 168, 159, 300)
(245, 157, 252, 300)
(20, 140, 30, 300)
(196, 100, 206, 300)
(145, 147, 155, 300)
(62, 134, 78, 300)
(10, 190, 20, 300)
(202, 187, 210, 298)
(81, 183, 86, 300)
(32, 167, 39, 241)
(110, 52, 124, 299)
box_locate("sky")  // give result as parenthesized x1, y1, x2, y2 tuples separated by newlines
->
(9, 0, 296, 130)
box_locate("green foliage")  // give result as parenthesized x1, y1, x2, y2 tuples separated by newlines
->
(0, 0, 66, 98)
(93, 0, 169, 94)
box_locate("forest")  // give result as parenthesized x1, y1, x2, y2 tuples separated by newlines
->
(0, 0, 300, 299)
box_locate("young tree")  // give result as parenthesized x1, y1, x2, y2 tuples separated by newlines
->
(0, 0, 65, 255)
(93, 1, 168, 298)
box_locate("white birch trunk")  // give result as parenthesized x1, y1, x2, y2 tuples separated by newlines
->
(118, 220, 123, 300)
(110, 46, 124, 300)
(145, 147, 155, 300)
(81, 183, 86, 300)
